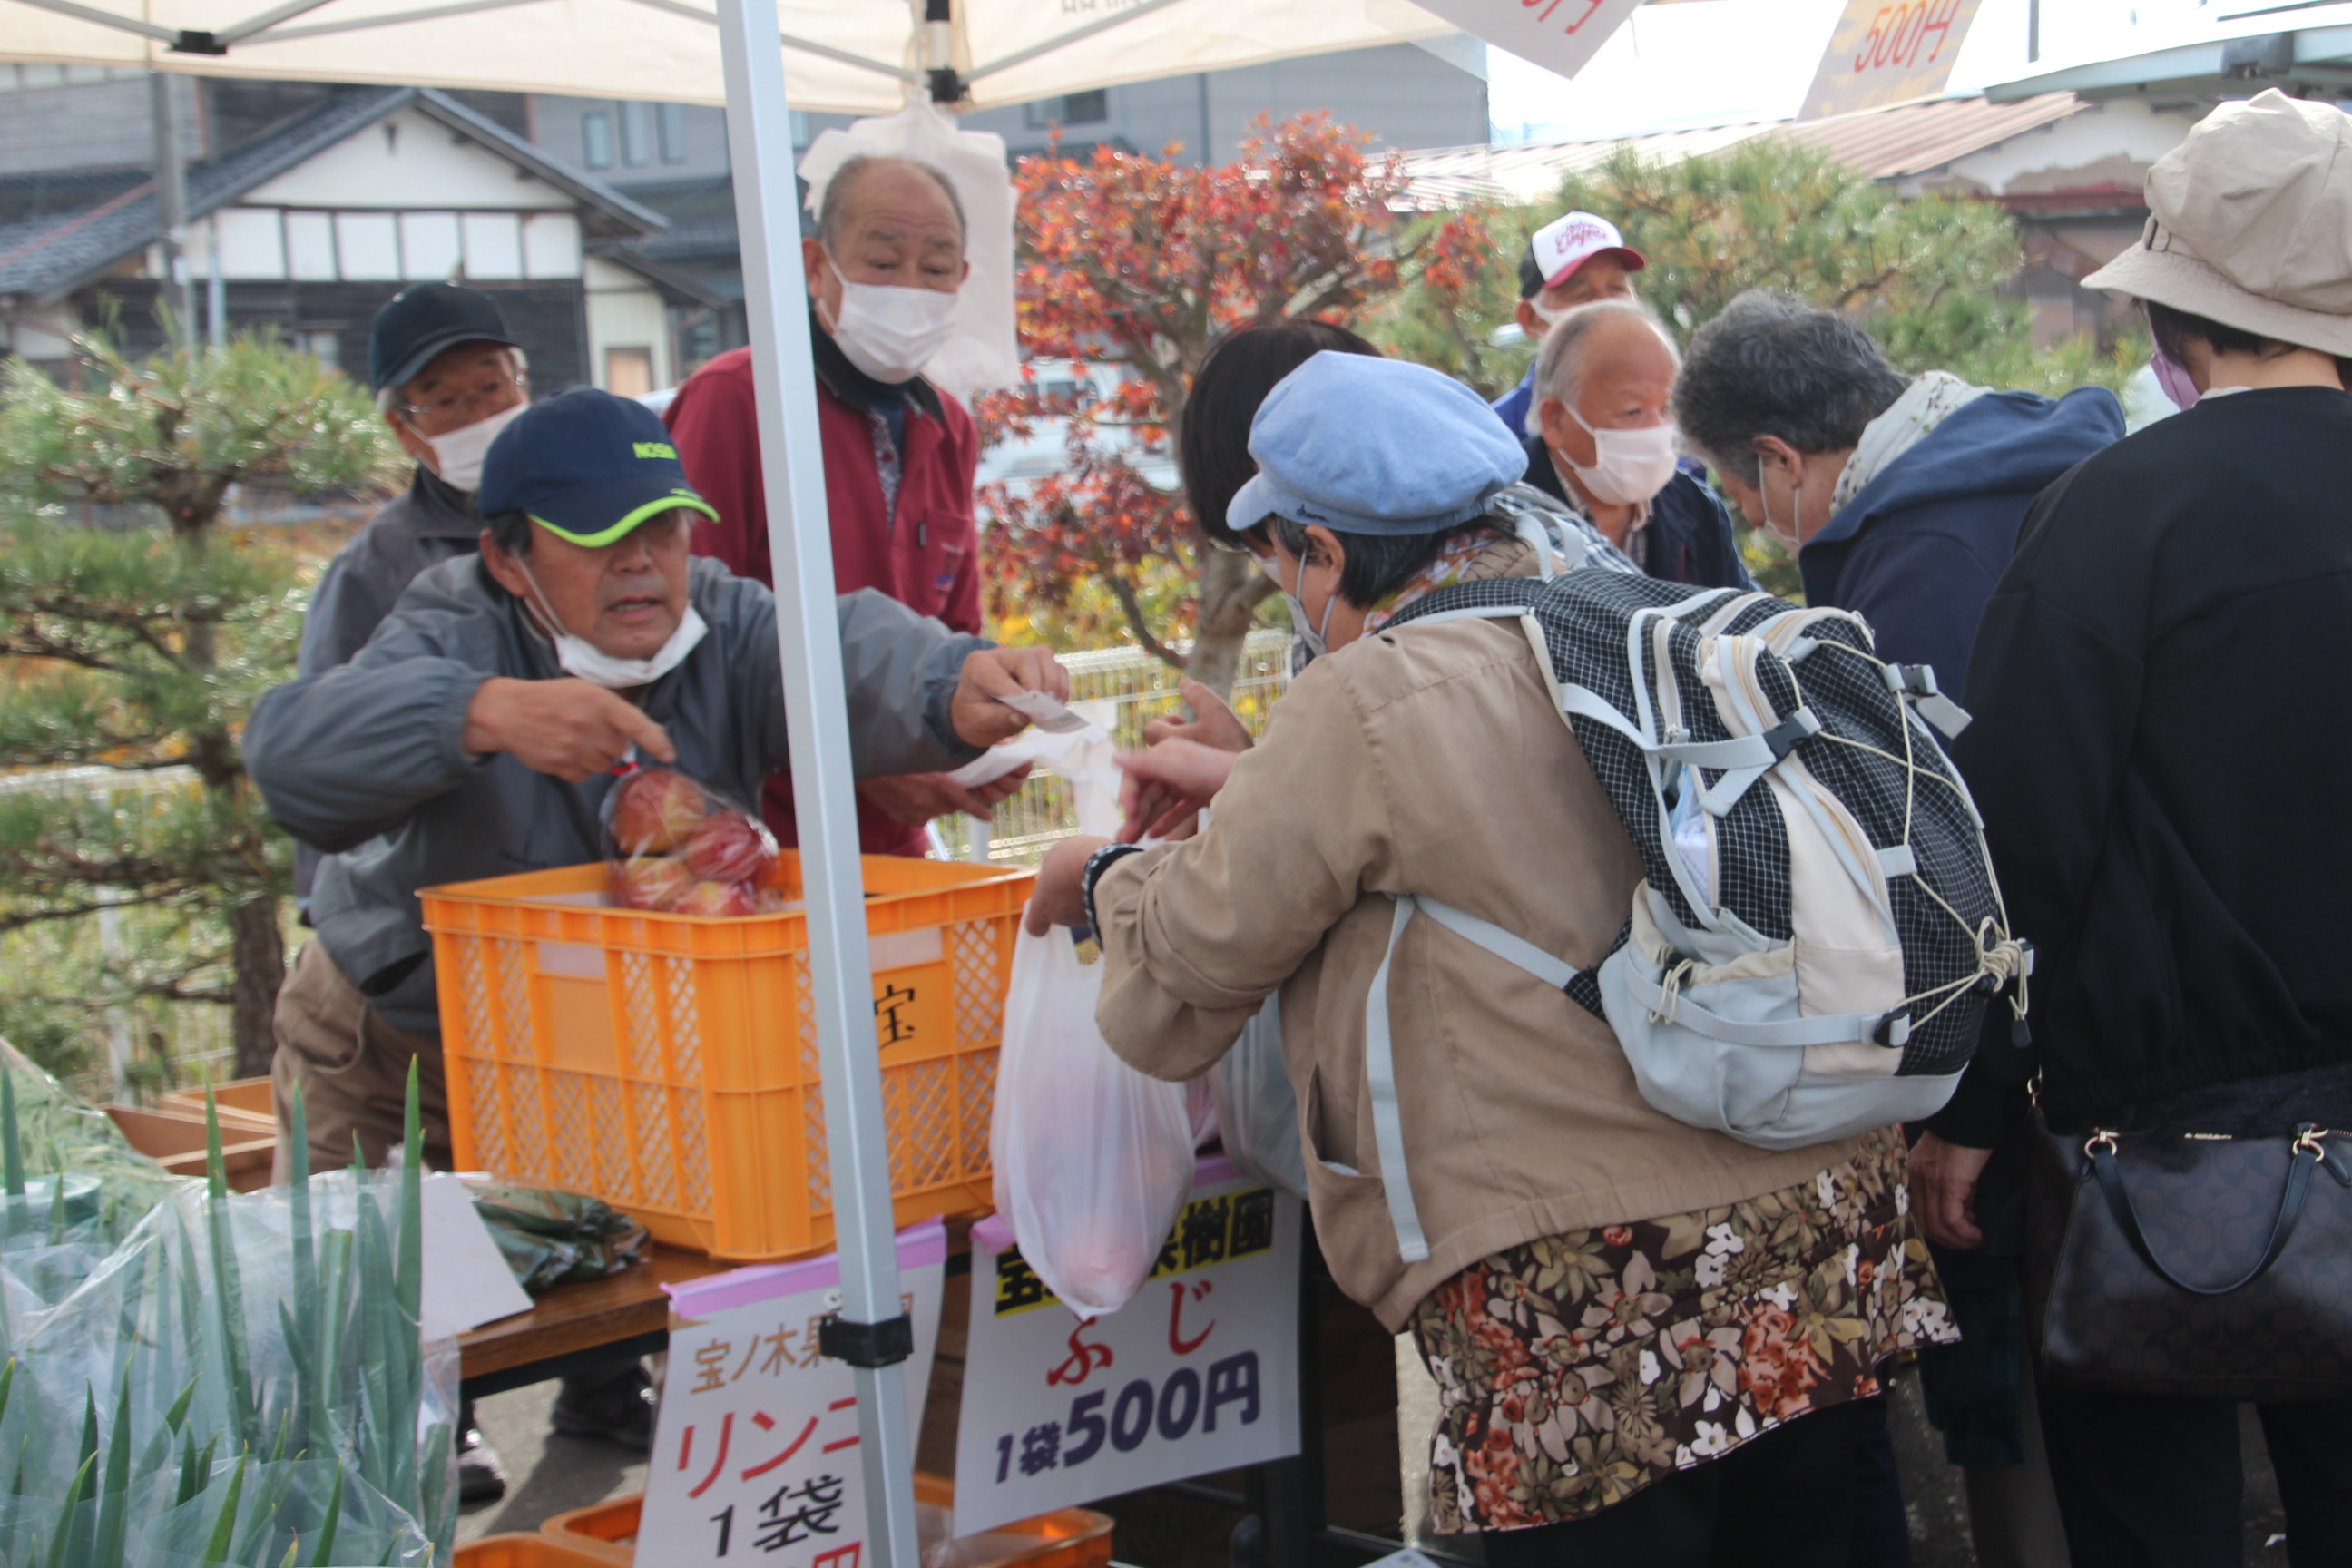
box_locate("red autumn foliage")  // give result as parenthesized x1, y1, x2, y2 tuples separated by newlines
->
(975, 113, 1493, 682)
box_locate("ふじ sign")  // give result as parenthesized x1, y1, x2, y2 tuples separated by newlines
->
(951, 1162, 1305, 1535)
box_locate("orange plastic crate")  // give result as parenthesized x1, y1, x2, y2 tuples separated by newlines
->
(541, 1477, 1114, 1568)
(456, 1536, 614, 1568)
(421, 851, 1032, 1261)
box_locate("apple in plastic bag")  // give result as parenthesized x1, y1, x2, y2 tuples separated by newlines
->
(613, 854, 694, 910)
(674, 879, 758, 917)
(610, 768, 708, 854)
(686, 811, 779, 886)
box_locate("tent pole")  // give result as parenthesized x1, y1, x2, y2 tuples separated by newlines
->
(712, 2, 922, 1564)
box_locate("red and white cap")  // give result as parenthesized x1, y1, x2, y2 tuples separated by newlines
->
(1526, 210, 1646, 294)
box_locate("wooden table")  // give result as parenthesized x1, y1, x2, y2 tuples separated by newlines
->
(456, 1244, 729, 1398)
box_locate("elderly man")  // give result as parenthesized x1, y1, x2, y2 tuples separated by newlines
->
(665, 154, 1008, 859)
(1520, 300, 1750, 589)
(247, 388, 1062, 1446)
(1488, 210, 1644, 438)
(1675, 291, 2122, 1568)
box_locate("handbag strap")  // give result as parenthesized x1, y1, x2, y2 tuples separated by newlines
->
(2085, 1123, 2335, 1297)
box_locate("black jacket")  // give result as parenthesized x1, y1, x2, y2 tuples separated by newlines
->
(1949, 387, 2352, 1134)
(1520, 435, 1753, 590)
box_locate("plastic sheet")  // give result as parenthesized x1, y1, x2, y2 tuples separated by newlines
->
(991, 926, 1193, 1317)
(602, 762, 784, 916)
(1208, 995, 1306, 1200)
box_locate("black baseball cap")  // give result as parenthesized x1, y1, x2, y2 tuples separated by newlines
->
(369, 281, 523, 393)
(476, 387, 719, 547)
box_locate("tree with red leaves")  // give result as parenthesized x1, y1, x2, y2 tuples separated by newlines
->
(976, 113, 1490, 697)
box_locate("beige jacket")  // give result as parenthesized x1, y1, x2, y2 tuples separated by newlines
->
(1093, 570, 1866, 1330)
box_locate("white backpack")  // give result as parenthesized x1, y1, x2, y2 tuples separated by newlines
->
(1360, 573, 2030, 1264)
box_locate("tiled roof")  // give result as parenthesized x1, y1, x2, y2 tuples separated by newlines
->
(0, 86, 665, 303)
(1395, 93, 2092, 211)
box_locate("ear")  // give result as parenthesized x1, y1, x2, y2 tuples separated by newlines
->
(1303, 524, 1346, 582)
(1514, 298, 1545, 342)
(802, 236, 829, 302)
(1750, 434, 1802, 478)
(1535, 396, 1571, 450)
(478, 530, 533, 601)
(386, 409, 436, 467)
(956, 256, 973, 286)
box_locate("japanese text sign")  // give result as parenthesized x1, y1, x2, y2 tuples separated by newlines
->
(1798, 0, 1984, 120)
(1406, 0, 1645, 83)
(952, 1160, 1304, 1535)
(642, 1220, 946, 1567)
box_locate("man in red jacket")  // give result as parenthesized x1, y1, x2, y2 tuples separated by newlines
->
(666, 154, 1014, 856)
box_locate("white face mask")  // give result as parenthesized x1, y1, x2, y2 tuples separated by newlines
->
(1758, 469, 1805, 554)
(1257, 546, 1337, 662)
(422, 398, 527, 493)
(1560, 403, 1681, 506)
(516, 558, 708, 691)
(820, 251, 959, 385)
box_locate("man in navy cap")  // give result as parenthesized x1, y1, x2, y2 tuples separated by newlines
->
(248, 388, 1064, 1459)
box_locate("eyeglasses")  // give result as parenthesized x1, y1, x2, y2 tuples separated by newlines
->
(399, 368, 527, 425)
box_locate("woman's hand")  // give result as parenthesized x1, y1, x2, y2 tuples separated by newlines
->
(1144, 678, 1253, 754)
(1909, 1131, 1995, 1250)
(1116, 739, 1240, 842)
(1025, 834, 1111, 936)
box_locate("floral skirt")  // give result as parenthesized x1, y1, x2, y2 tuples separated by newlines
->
(1408, 1126, 1954, 1532)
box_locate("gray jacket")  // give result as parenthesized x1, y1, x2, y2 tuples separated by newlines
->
(293, 464, 480, 904)
(249, 554, 987, 1039)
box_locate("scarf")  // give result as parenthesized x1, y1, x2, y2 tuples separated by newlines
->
(1361, 532, 1511, 634)
(1831, 371, 1989, 514)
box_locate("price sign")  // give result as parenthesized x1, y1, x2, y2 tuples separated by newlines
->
(951, 1159, 1304, 1536)
(642, 1220, 947, 1568)
(1406, 0, 1645, 82)
(1798, 0, 1984, 120)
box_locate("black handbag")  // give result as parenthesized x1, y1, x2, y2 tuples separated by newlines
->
(2024, 1112, 2352, 1401)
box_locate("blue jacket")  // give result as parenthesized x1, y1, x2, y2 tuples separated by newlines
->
(1520, 434, 1755, 591)
(1800, 387, 2123, 699)
(1491, 364, 1538, 441)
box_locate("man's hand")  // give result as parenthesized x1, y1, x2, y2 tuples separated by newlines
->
(1115, 739, 1240, 842)
(1025, 834, 1111, 936)
(1143, 678, 1253, 755)
(952, 646, 1072, 749)
(858, 768, 1032, 826)
(1909, 1131, 1996, 1250)
(462, 676, 675, 783)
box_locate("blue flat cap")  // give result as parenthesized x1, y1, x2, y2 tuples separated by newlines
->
(1227, 352, 1527, 537)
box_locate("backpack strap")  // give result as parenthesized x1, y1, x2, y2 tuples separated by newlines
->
(1362, 894, 1602, 1265)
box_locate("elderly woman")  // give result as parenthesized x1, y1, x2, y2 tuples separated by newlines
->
(1030, 351, 1951, 1567)
(1521, 299, 1751, 590)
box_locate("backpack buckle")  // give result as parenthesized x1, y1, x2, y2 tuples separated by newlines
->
(1871, 1011, 1912, 1048)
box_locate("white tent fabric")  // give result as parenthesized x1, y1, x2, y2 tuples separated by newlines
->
(0, 0, 1454, 113)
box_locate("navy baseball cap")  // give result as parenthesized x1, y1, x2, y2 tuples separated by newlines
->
(369, 281, 523, 393)
(1227, 353, 1527, 537)
(477, 387, 720, 547)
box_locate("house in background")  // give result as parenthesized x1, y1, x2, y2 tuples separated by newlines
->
(0, 74, 720, 394)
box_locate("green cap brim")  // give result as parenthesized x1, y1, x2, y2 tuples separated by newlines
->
(531, 489, 720, 548)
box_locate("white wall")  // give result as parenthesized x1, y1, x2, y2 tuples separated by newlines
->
(1936, 98, 2201, 195)
(244, 107, 573, 210)
(583, 254, 672, 391)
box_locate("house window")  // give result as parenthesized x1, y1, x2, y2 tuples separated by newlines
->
(605, 347, 654, 397)
(582, 112, 613, 170)
(620, 101, 654, 167)
(658, 103, 690, 164)
(300, 331, 340, 373)
(1024, 90, 1108, 129)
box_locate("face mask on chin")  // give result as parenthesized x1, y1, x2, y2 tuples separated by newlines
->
(1559, 402, 1681, 506)
(819, 250, 959, 385)
(514, 557, 708, 690)
(420, 398, 526, 493)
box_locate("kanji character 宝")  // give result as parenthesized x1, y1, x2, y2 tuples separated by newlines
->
(692, 1339, 732, 1393)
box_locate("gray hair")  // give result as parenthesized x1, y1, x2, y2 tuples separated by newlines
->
(1527, 299, 1679, 436)
(376, 344, 528, 418)
(1672, 291, 1906, 485)
(817, 155, 967, 251)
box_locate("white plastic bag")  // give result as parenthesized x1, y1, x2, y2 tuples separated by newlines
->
(1209, 995, 1307, 1199)
(992, 926, 1193, 1316)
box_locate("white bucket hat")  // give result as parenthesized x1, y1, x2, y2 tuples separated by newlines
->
(2085, 90, 2352, 358)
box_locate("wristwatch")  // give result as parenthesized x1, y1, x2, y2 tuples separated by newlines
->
(1080, 842, 1145, 936)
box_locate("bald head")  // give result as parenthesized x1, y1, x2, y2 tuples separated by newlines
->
(806, 156, 970, 324)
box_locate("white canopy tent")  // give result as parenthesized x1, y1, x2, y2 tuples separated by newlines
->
(0, 0, 1637, 1560)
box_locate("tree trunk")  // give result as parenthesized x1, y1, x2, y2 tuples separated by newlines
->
(1183, 549, 1277, 701)
(228, 896, 284, 1080)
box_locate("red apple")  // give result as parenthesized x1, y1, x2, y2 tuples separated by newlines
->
(686, 811, 779, 886)
(609, 768, 708, 854)
(674, 879, 757, 917)
(613, 854, 694, 910)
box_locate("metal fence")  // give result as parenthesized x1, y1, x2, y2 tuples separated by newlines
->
(942, 629, 1293, 864)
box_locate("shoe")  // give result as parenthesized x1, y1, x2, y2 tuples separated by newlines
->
(550, 1362, 656, 1452)
(457, 1425, 508, 1504)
